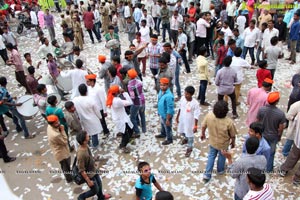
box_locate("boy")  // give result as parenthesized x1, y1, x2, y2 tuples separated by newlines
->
(176, 86, 200, 157)
(264, 36, 283, 79)
(215, 39, 226, 76)
(108, 66, 123, 88)
(135, 162, 163, 200)
(256, 60, 272, 88)
(111, 55, 123, 81)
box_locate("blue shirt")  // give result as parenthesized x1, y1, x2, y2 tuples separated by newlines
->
(289, 20, 300, 41)
(0, 87, 12, 114)
(236, 35, 244, 49)
(135, 174, 156, 200)
(158, 88, 174, 119)
(133, 8, 142, 23)
(242, 135, 271, 162)
(226, 47, 234, 57)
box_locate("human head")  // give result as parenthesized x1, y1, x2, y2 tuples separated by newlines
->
(228, 39, 236, 50)
(234, 47, 243, 57)
(245, 137, 259, 154)
(0, 76, 7, 87)
(158, 57, 169, 70)
(262, 22, 268, 31)
(143, 9, 147, 16)
(24, 52, 31, 61)
(124, 50, 134, 60)
(135, 31, 141, 41)
(85, 74, 97, 86)
(213, 100, 228, 119)
(2, 26, 8, 33)
(218, 31, 224, 39)
(51, 39, 59, 47)
(262, 78, 273, 90)
(249, 19, 256, 28)
(218, 38, 225, 46)
(199, 46, 207, 56)
(232, 28, 239, 37)
(127, 68, 138, 79)
(75, 59, 83, 69)
(47, 115, 60, 128)
(159, 77, 169, 91)
(151, 34, 158, 45)
(27, 66, 35, 75)
(64, 101, 75, 112)
(6, 43, 13, 51)
(223, 56, 232, 67)
(141, 19, 146, 27)
(37, 84, 47, 94)
(111, 55, 121, 65)
(178, 26, 183, 34)
(108, 66, 117, 78)
(155, 191, 174, 200)
(294, 12, 300, 21)
(277, 14, 284, 22)
(249, 122, 264, 138)
(108, 25, 114, 33)
(76, 130, 89, 145)
(98, 55, 106, 63)
(267, 91, 280, 105)
(223, 21, 229, 28)
(137, 161, 151, 178)
(73, 46, 81, 55)
(184, 86, 195, 101)
(246, 167, 266, 189)
(78, 84, 88, 96)
(47, 53, 53, 61)
(268, 20, 275, 29)
(270, 36, 278, 46)
(106, 85, 120, 107)
(258, 60, 267, 69)
(163, 42, 172, 53)
(47, 95, 57, 106)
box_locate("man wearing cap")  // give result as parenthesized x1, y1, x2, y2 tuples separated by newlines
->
(46, 114, 73, 183)
(85, 74, 110, 137)
(246, 78, 273, 127)
(257, 91, 286, 172)
(98, 54, 114, 92)
(127, 69, 146, 136)
(155, 77, 174, 145)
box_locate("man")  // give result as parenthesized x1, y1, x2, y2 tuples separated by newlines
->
(6, 43, 31, 94)
(139, 19, 151, 43)
(196, 13, 210, 54)
(125, 17, 136, 44)
(147, 34, 162, 84)
(26, 66, 42, 95)
(232, 28, 244, 49)
(161, 1, 171, 43)
(152, 0, 161, 35)
(37, 38, 53, 60)
(85, 74, 110, 137)
(246, 78, 273, 126)
(73, 46, 87, 67)
(0, 77, 34, 139)
(242, 19, 260, 65)
(215, 56, 238, 119)
(23, 53, 42, 74)
(60, 59, 88, 99)
(92, 5, 101, 38)
(236, 10, 246, 35)
(183, 14, 196, 62)
(155, 78, 174, 145)
(98, 54, 114, 92)
(0, 125, 16, 163)
(274, 14, 287, 47)
(222, 137, 267, 200)
(117, 2, 125, 33)
(133, 32, 147, 76)
(46, 115, 72, 183)
(176, 26, 190, 74)
(262, 20, 279, 53)
(264, 36, 283, 78)
(140, 9, 155, 36)
(104, 25, 121, 58)
(221, 21, 233, 46)
(201, 100, 237, 182)
(2, 26, 17, 49)
(71, 15, 83, 50)
(226, 39, 236, 57)
(287, 13, 300, 64)
(257, 91, 286, 172)
(0, 33, 8, 63)
(133, 3, 143, 31)
(83, 6, 101, 44)
(100, 1, 110, 34)
(44, 9, 55, 41)
(73, 84, 103, 148)
(226, 0, 236, 29)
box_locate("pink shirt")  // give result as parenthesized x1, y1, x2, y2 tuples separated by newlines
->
(10, 49, 23, 72)
(246, 87, 268, 126)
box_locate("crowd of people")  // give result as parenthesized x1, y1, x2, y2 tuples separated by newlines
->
(0, 0, 300, 199)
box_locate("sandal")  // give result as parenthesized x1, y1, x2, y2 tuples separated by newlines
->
(122, 147, 130, 154)
(104, 193, 112, 199)
(185, 148, 193, 157)
(25, 135, 35, 139)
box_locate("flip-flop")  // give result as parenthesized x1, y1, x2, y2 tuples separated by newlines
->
(104, 193, 112, 199)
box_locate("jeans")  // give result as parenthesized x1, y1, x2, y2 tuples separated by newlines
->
(265, 137, 278, 172)
(0, 48, 8, 63)
(170, 29, 178, 45)
(91, 134, 99, 147)
(242, 46, 255, 63)
(130, 105, 146, 134)
(94, 22, 101, 38)
(10, 107, 29, 137)
(135, 22, 140, 31)
(282, 139, 294, 157)
(198, 80, 208, 104)
(234, 193, 243, 200)
(162, 23, 171, 42)
(150, 68, 159, 85)
(154, 17, 161, 34)
(188, 41, 195, 60)
(175, 63, 181, 97)
(179, 49, 190, 73)
(204, 145, 226, 180)
(186, 137, 194, 148)
(78, 174, 105, 200)
(215, 64, 222, 77)
(110, 48, 121, 59)
(160, 116, 173, 142)
(256, 46, 262, 62)
(206, 38, 214, 59)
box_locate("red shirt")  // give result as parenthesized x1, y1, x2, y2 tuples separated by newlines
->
(217, 45, 227, 65)
(115, 63, 122, 81)
(256, 69, 272, 88)
(187, 7, 196, 22)
(83, 11, 94, 30)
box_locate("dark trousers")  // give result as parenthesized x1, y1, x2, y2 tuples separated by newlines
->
(227, 16, 234, 30)
(87, 28, 100, 43)
(135, 22, 140, 31)
(242, 46, 255, 64)
(198, 80, 208, 104)
(150, 68, 159, 85)
(269, 69, 275, 79)
(0, 111, 13, 132)
(179, 49, 190, 73)
(188, 41, 195, 60)
(0, 48, 8, 63)
(59, 156, 72, 182)
(206, 38, 214, 59)
(100, 110, 109, 134)
(218, 92, 237, 115)
(54, 2, 62, 12)
(196, 37, 206, 55)
(120, 123, 133, 148)
(162, 23, 171, 42)
(15, 71, 31, 94)
(170, 29, 178, 45)
(78, 174, 105, 200)
(0, 139, 10, 161)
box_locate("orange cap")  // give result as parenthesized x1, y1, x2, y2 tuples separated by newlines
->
(263, 78, 274, 84)
(267, 91, 280, 104)
(85, 74, 97, 80)
(98, 55, 106, 63)
(106, 85, 120, 107)
(160, 77, 169, 84)
(47, 115, 59, 123)
(127, 69, 138, 79)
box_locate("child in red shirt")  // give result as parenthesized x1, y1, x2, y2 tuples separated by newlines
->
(215, 39, 227, 76)
(256, 60, 272, 87)
(111, 55, 123, 81)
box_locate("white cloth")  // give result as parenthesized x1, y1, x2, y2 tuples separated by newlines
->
(200, 0, 211, 12)
(73, 95, 102, 136)
(262, 28, 279, 49)
(226, 1, 237, 17)
(286, 101, 300, 141)
(0, 35, 5, 49)
(30, 11, 38, 25)
(170, 14, 183, 30)
(87, 84, 107, 112)
(230, 56, 251, 84)
(37, 44, 53, 59)
(243, 184, 274, 200)
(124, 5, 131, 18)
(236, 15, 246, 34)
(242, 27, 260, 48)
(133, 39, 147, 58)
(60, 68, 88, 99)
(177, 33, 188, 51)
(178, 98, 200, 137)
(110, 93, 133, 133)
(139, 26, 151, 43)
(93, 10, 100, 24)
(196, 18, 210, 38)
(140, 14, 155, 29)
(221, 27, 233, 45)
(74, 54, 87, 68)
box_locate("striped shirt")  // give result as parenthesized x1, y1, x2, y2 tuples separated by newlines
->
(127, 78, 145, 106)
(147, 42, 162, 69)
(243, 184, 274, 200)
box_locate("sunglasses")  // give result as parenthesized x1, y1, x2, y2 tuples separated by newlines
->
(144, 168, 151, 173)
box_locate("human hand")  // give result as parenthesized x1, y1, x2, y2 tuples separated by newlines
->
(221, 150, 231, 159)
(16, 103, 22, 106)
(59, 125, 64, 132)
(104, 113, 107, 117)
(200, 134, 206, 141)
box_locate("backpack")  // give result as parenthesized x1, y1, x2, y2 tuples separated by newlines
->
(72, 156, 89, 185)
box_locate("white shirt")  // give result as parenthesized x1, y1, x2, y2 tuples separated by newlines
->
(139, 26, 150, 43)
(221, 27, 233, 45)
(177, 33, 188, 51)
(73, 95, 102, 136)
(93, 10, 100, 24)
(178, 98, 200, 137)
(170, 14, 183, 30)
(151, 3, 161, 17)
(168, 0, 177, 11)
(74, 54, 87, 68)
(242, 27, 260, 48)
(133, 39, 147, 58)
(60, 68, 88, 99)
(37, 44, 53, 59)
(200, 0, 211, 12)
(87, 84, 107, 112)
(0, 35, 5, 49)
(140, 14, 155, 29)
(230, 56, 251, 84)
(236, 15, 246, 34)
(110, 93, 133, 133)
(262, 28, 279, 49)
(30, 11, 38, 25)
(196, 18, 210, 37)
(124, 5, 131, 18)
(226, 1, 236, 17)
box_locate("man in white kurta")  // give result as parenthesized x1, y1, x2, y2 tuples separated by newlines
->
(60, 59, 88, 99)
(73, 84, 103, 148)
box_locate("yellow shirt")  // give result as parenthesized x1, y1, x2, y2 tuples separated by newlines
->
(196, 55, 210, 81)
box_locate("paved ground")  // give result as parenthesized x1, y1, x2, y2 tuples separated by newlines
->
(0, 13, 300, 200)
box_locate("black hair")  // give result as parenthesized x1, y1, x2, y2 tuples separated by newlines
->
(224, 20, 230, 26)
(185, 86, 195, 95)
(250, 19, 256, 25)
(24, 52, 30, 58)
(245, 137, 259, 154)
(75, 59, 83, 68)
(199, 46, 207, 56)
(41, 37, 47, 44)
(6, 43, 13, 49)
(87, 6, 91, 11)
(124, 50, 134, 58)
(268, 20, 275, 24)
(111, 56, 120, 63)
(262, 81, 272, 88)
(37, 84, 46, 93)
(64, 101, 74, 110)
(119, 67, 128, 75)
(47, 95, 57, 106)
(108, 25, 114, 30)
(108, 66, 117, 77)
(270, 36, 278, 45)
(258, 60, 267, 69)
(141, 19, 147, 24)
(76, 130, 88, 145)
(151, 34, 158, 39)
(137, 161, 150, 172)
(161, 52, 170, 63)
(78, 84, 87, 96)
(135, 32, 141, 36)
(223, 56, 232, 67)
(51, 39, 58, 46)
(213, 100, 229, 119)
(247, 167, 266, 188)
(0, 76, 7, 86)
(27, 66, 35, 74)
(228, 39, 236, 46)
(249, 122, 264, 136)
(73, 46, 80, 51)
(233, 28, 239, 33)
(262, 22, 268, 28)
(218, 38, 225, 45)
(155, 191, 174, 200)
(46, 53, 53, 58)
(234, 47, 243, 57)
(163, 42, 172, 47)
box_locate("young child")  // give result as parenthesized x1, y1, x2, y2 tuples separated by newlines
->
(215, 38, 227, 76)
(176, 86, 200, 157)
(256, 60, 272, 88)
(264, 36, 283, 79)
(213, 31, 224, 56)
(135, 162, 163, 200)
(111, 55, 123, 81)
